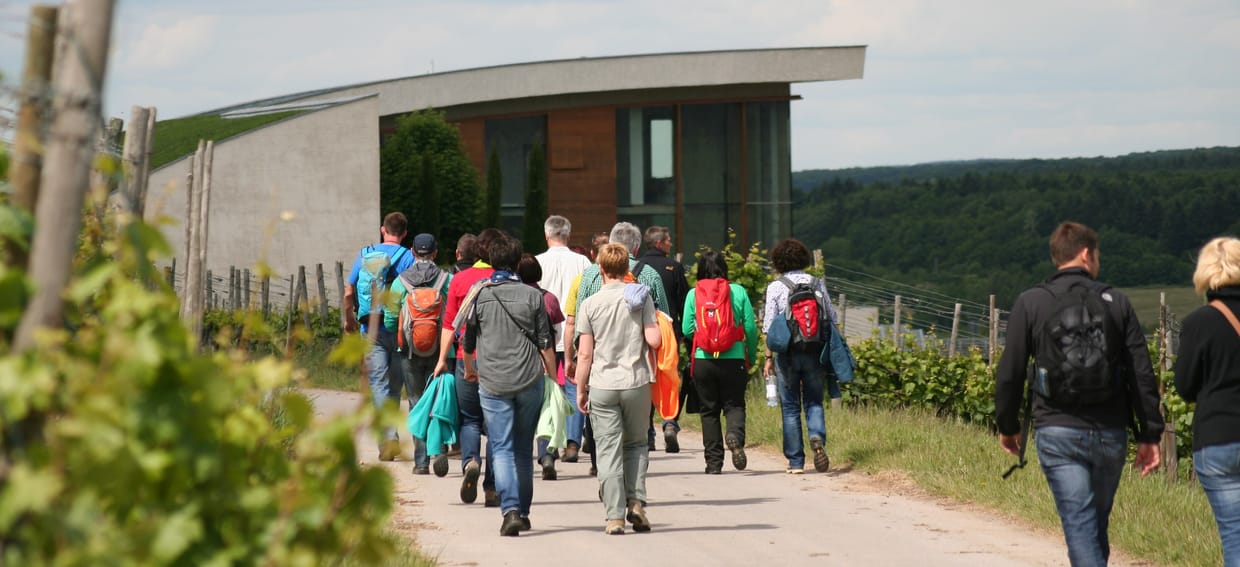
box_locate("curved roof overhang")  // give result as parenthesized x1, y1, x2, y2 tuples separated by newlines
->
(207, 46, 866, 118)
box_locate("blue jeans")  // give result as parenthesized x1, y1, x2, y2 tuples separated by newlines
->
(479, 378, 544, 517)
(366, 327, 401, 441)
(1196, 441, 1240, 566)
(564, 367, 584, 447)
(1036, 426, 1127, 567)
(455, 359, 494, 490)
(775, 350, 827, 469)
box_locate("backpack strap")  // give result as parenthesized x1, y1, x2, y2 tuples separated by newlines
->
(1210, 300, 1240, 337)
(385, 247, 409, 285)
(633, 260, 647, 281)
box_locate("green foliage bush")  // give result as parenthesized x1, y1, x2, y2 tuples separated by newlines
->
(1, 209, 399, 564)
(380, 109, 481, 258)
(843, 338, 995, 426)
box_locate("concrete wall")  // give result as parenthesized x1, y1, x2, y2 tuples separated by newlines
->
(145, 95, 380, 306)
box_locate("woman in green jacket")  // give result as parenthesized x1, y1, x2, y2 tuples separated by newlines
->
(682, 249, 759, 474)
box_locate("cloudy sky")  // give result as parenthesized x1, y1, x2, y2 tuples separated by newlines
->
(1, 0, 1238, 170)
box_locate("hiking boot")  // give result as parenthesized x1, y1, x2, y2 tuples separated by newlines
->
(647, 439, 656, 452)
(705, 465, 722, 475)
(460, 460, 480, 503)
(539, 454, 557, 481)
(484, 489, 499, 508)
(604, 519, 625, 535)
(626, 499, 651, 532)
(432, 453, 449, 477)
(589, 463, 598, 477)
(663, 424, 680, 453)
(726, 434, 747, 471)
(787, 466, 805, 474)
(830, 397, 843, 411)
(412, 464, 430, 475)
(519, 516, 531, 532)
(379, 438, 401, 462)
(500, 510, 523, 537)
(810, 436, 830, 473)
(562, 442, 580, 463)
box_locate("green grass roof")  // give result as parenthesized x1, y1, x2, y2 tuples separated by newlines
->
(146, 111, 304, 170)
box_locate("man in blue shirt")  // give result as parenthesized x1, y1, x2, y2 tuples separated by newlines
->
(344, 212, 416, 461)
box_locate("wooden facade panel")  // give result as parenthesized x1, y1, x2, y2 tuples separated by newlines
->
(455, 118, 487, 178)
(547, 107, 617, 247)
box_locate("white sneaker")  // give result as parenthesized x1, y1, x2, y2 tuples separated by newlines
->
(786, 467, 805, 475)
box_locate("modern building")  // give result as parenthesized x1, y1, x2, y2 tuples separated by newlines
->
(149, 46, 865, 301)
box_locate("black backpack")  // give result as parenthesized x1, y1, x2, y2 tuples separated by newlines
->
(1032, 280, 1118, 405)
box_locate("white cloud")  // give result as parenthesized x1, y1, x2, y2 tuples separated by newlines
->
(42, 0, 1226, 167)
(120, 14, 218, 71)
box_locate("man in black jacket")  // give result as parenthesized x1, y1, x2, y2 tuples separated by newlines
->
(639, 226, 690, 452)
(995, 221, 1163, 567)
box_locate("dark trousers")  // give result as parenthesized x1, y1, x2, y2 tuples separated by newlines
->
(692, 358, 748, 469)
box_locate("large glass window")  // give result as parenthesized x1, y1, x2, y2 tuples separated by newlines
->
(745, 101, 791, 250)
(680, 103, 742, 254)
(616, 107, 676, 208)
(486, 115, 547, 234)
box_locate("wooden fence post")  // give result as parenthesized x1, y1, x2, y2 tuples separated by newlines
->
(336, 260, 347, 327)
(297, 265, 312, 329)
(167, 257, 176, 287)
(316, 263, 329, 319)
(1158, 292, 1177, 481)
(180, 142, 204, 336)
(196, 141, 214, 323)
(988, 295, 998, 367)
(4, 4, 57, 272)
(285, 274, 296, 352)
(13, 0, 117, 351)
(243, 268, 251, 309)
(205, 270, 213, 312)
(119, 105, 150, 214)
(812, 249, 824, 270)
(892, 295, 902, 350)
(949, 303, 962, 357)
(261, 275, 271, 316)
(838, 293, 847, 336)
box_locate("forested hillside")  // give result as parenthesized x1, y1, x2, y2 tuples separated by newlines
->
(792, 147, 1240, 306)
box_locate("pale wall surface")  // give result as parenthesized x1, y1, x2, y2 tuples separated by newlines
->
(145, 96, 381, 307)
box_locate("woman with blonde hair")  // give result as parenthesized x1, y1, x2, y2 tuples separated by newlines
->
(574, 242, 661, 535)
(1175, 236, 1240, 566)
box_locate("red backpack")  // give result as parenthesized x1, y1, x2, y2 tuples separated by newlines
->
(778, 276, 827, 350)
(692, 278, 746, 371)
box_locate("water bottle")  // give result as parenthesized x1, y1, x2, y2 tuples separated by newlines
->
(765, 374, 778, 407)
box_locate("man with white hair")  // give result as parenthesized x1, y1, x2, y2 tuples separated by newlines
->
(535, 215, 592, 471)
(569, 221, 670, 379)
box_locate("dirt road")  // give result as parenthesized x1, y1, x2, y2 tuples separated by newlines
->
(307, 388, 1142, 567)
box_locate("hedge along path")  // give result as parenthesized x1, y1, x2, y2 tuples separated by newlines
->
(306, 388, 1143, 567)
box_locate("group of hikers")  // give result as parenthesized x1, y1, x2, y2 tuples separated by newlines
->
(342, 213, 845, 536)
(341, 213, 1240, 566)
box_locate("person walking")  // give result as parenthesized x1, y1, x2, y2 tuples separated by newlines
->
(462, 236, 557, 536)
(574, 243, 661, 535)
(435, 228, 506, 506)
(762, 238, 839, 474)
(1174, 236, 1240, 566)
(343, 212, 415, 461)
(386, 233, 452, 475)
(995, 221, 1163, 567)
(518, 253, 568, 480)
(535, 215, 592, 465)
(682, 249, 758, 474)
(639, 226, 690, 453)
(448, 233, 477, 275)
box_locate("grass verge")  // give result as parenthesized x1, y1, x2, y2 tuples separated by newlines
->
(681, 382, 1220, 566)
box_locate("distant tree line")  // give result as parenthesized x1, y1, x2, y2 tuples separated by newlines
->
(792, 147, 1240, 305)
